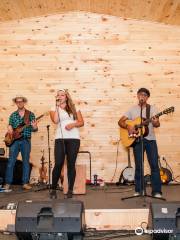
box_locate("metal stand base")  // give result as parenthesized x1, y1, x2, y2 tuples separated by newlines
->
(34, 183, 51, 192)
(122, 193, 166, 205)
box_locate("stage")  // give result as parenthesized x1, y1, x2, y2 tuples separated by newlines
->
(0, 183, 180, 237)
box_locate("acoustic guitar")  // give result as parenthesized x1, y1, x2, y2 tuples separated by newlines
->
(120, 106, 174, 147)
(4, 112, 48, 147)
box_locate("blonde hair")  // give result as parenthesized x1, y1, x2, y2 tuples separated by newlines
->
(57, 89, 77, 120)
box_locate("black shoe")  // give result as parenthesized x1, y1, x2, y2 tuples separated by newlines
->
(67, 190, 73, 198)
(50, 190, 57, 199)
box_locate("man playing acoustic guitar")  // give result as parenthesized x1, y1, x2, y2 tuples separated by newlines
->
(118, 88, 162, 198)
(4, 95, 38, 191)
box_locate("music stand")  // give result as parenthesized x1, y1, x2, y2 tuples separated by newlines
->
(121, 102, 166, 202)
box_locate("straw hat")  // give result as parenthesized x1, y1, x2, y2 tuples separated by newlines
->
(12, 95, 28, 103)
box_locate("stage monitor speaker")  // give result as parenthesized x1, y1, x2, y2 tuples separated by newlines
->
(15, 200, 85, 240)
(150, 202, 180, 240)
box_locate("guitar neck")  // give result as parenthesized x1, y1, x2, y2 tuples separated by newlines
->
(19, 114, 44, 129)
(139, 106, 174, 127)
(36, 114, 44, 121)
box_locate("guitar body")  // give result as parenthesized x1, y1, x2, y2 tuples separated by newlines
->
(121, 167, 135, 184)
(4, 132, 14, 147)
(160, 167, 172, 184)
(4, 125, 24, 147)
(120, 117, 148, 147)
(118, 148, 135, 185)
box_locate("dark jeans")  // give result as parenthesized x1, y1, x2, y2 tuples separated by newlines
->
(52, 138, 80, 191)
(5, 139, 31, 184)
(133, 138, 162, 194)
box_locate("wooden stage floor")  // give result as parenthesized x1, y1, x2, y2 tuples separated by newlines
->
(0, 183, 180, 239)
(1, 184, 180, 208)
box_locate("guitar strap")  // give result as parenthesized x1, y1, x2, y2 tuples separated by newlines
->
(145, 104, 151, 126)
(23, 109, 31, 125)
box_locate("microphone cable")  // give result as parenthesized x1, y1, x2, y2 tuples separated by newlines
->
(56, 104, 66, 157)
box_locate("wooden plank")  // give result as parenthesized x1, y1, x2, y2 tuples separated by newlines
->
(0, 12, 179, 182)
(0, 208, 149, 231)
(0, 0, 180, 25)
(63, 164, 86, 194)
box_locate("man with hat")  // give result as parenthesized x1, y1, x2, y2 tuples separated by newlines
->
(118, 88, 162, 198)
(4, 95, 38, 191)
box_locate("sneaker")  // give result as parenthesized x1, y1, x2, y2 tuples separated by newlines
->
(4, 184, 11, 190)
(134, 192, 140, 196)
(3, 184, 12, 192)
(153, 193, 162, 198)
(50, 190, 57, 199)
(23, 184, 32, 190)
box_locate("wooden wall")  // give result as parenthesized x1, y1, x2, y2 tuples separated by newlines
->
(0, 12, 180, 183)
(0, 0, 180, 25)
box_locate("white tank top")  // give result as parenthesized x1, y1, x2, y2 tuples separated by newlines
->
(50, 106, 80, 139)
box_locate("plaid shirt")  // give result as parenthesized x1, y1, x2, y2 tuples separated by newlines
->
(9, 109, 36, 139)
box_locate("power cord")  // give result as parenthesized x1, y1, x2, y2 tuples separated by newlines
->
(110, 139, 120, 183)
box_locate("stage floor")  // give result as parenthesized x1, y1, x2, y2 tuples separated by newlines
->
(0, 183, 180, 209)
(0, 183, 180, 239)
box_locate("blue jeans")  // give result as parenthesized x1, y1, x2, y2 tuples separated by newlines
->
(133, 139, 162, 194)
(5, 139, 31, 184)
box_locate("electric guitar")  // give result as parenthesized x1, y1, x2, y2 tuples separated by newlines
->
(4, 112, 48, 147)
(120, 106, 174, 147)
(159, 155, 172, 184)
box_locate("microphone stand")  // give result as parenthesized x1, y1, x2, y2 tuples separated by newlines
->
(121, 101, 165, 203)
(56, 104, 66, 191)
(46, 124, 51, 191)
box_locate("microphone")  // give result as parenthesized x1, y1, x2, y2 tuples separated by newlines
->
(56, 99, 61, 106)
(140, 99, 144, 104)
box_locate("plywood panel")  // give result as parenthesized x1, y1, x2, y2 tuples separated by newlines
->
(63, 164, 86, 194)
(0, 0, 180, 25)
(0, 12, 179, 184)
(0, 208, 149, 231)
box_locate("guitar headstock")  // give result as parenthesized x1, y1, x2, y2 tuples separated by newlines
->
(36, 111, 49, 121)
(162, 106, 175, 115)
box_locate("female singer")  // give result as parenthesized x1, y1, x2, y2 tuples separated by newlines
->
(50, 89, 84, 198)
